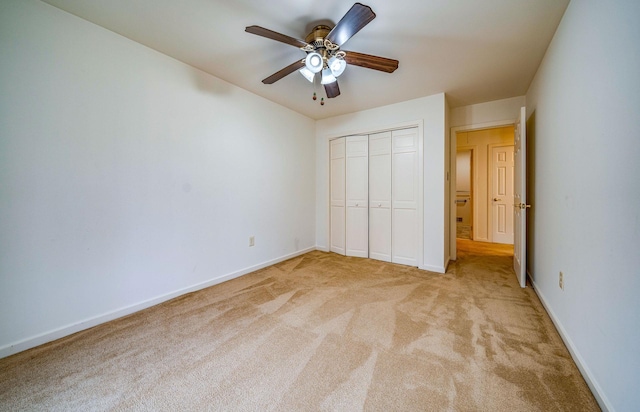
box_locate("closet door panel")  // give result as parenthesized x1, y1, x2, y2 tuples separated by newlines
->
(392, 128, 419, 266)
(346, 206, 368, 257)
(346, 136, 368, 257)
(392, 208, 417, 265)
(347, 156, 368, 201)
(393, 152, 418, 207)
(330, 138, 346, 255)
(369, 146, 391, 206)
(368, 131, 392, 262)
(369, 207, 391, 261)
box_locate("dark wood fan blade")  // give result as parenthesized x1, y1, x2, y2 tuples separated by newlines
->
(343, 50, 399, 73)
(245, 25, 309, 48)
(326, 3, 376, 46)
(262, 60, 305, 84)
(324, 81, 341, 98)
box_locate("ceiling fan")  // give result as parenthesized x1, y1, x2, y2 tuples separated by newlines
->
(245, 2, 399, 100)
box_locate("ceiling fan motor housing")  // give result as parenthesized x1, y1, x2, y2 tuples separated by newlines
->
(305, 25, 332, 49)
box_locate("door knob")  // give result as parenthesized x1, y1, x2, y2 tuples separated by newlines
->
(493, 198, 502, 201)
(355, 203, 359, 207)
(378, 203, 381, 207)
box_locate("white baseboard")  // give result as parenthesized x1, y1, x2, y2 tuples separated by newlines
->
(0, 247, 316, 360)
(531, 280, 613, 412)
(419, 264, 446, 273)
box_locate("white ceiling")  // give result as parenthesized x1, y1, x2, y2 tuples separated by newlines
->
(41, 0, 569, 120)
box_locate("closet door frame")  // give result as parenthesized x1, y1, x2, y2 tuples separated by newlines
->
(326, 121, 424, 268)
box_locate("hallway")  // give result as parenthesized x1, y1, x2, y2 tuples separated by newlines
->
(455, 238, 514, 259)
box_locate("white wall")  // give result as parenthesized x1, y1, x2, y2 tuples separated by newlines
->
(451, 96, 525, 128)
(0, 0, 316, 357)
(315, 93, 447, 272)
(525, 1, 640, 410)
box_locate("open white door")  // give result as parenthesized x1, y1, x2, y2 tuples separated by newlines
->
(513, 107, 529, 287)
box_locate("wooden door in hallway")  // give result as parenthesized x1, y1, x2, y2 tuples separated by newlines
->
(490, 145, 514, 244)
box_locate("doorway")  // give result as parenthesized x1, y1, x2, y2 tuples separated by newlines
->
(450, 124, 515, 258)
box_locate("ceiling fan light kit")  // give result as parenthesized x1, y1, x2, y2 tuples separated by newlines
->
(321, 67, 337, 85)
(328, 55, 347, 77)
(304, 52, 324, 73)
(245, 2, 399, 102)
(299, 67, 315, 82)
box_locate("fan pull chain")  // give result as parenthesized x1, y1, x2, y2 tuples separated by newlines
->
(311, 77, 324, 106)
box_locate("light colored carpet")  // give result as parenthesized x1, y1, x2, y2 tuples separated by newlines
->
(0, 240, 599, 411)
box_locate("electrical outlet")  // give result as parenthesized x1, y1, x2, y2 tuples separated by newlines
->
(249, 236, 255, 247)
(559, 271, 564, 290)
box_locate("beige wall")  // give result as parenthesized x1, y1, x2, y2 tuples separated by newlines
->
(456, 126, 514, 242)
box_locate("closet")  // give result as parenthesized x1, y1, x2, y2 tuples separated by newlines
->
(330, 127, 420, 267)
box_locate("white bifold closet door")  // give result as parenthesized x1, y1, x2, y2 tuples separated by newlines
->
(368, 128, 419, 266)
(368, 131, 392, 262)
(330, 137, 346, 255)
(345, 136, 369, 257)
(391, 128, 419, 266)
(331, 128, 419, 266)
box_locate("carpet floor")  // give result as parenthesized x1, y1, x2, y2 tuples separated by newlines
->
(0, 240, 599, 411)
